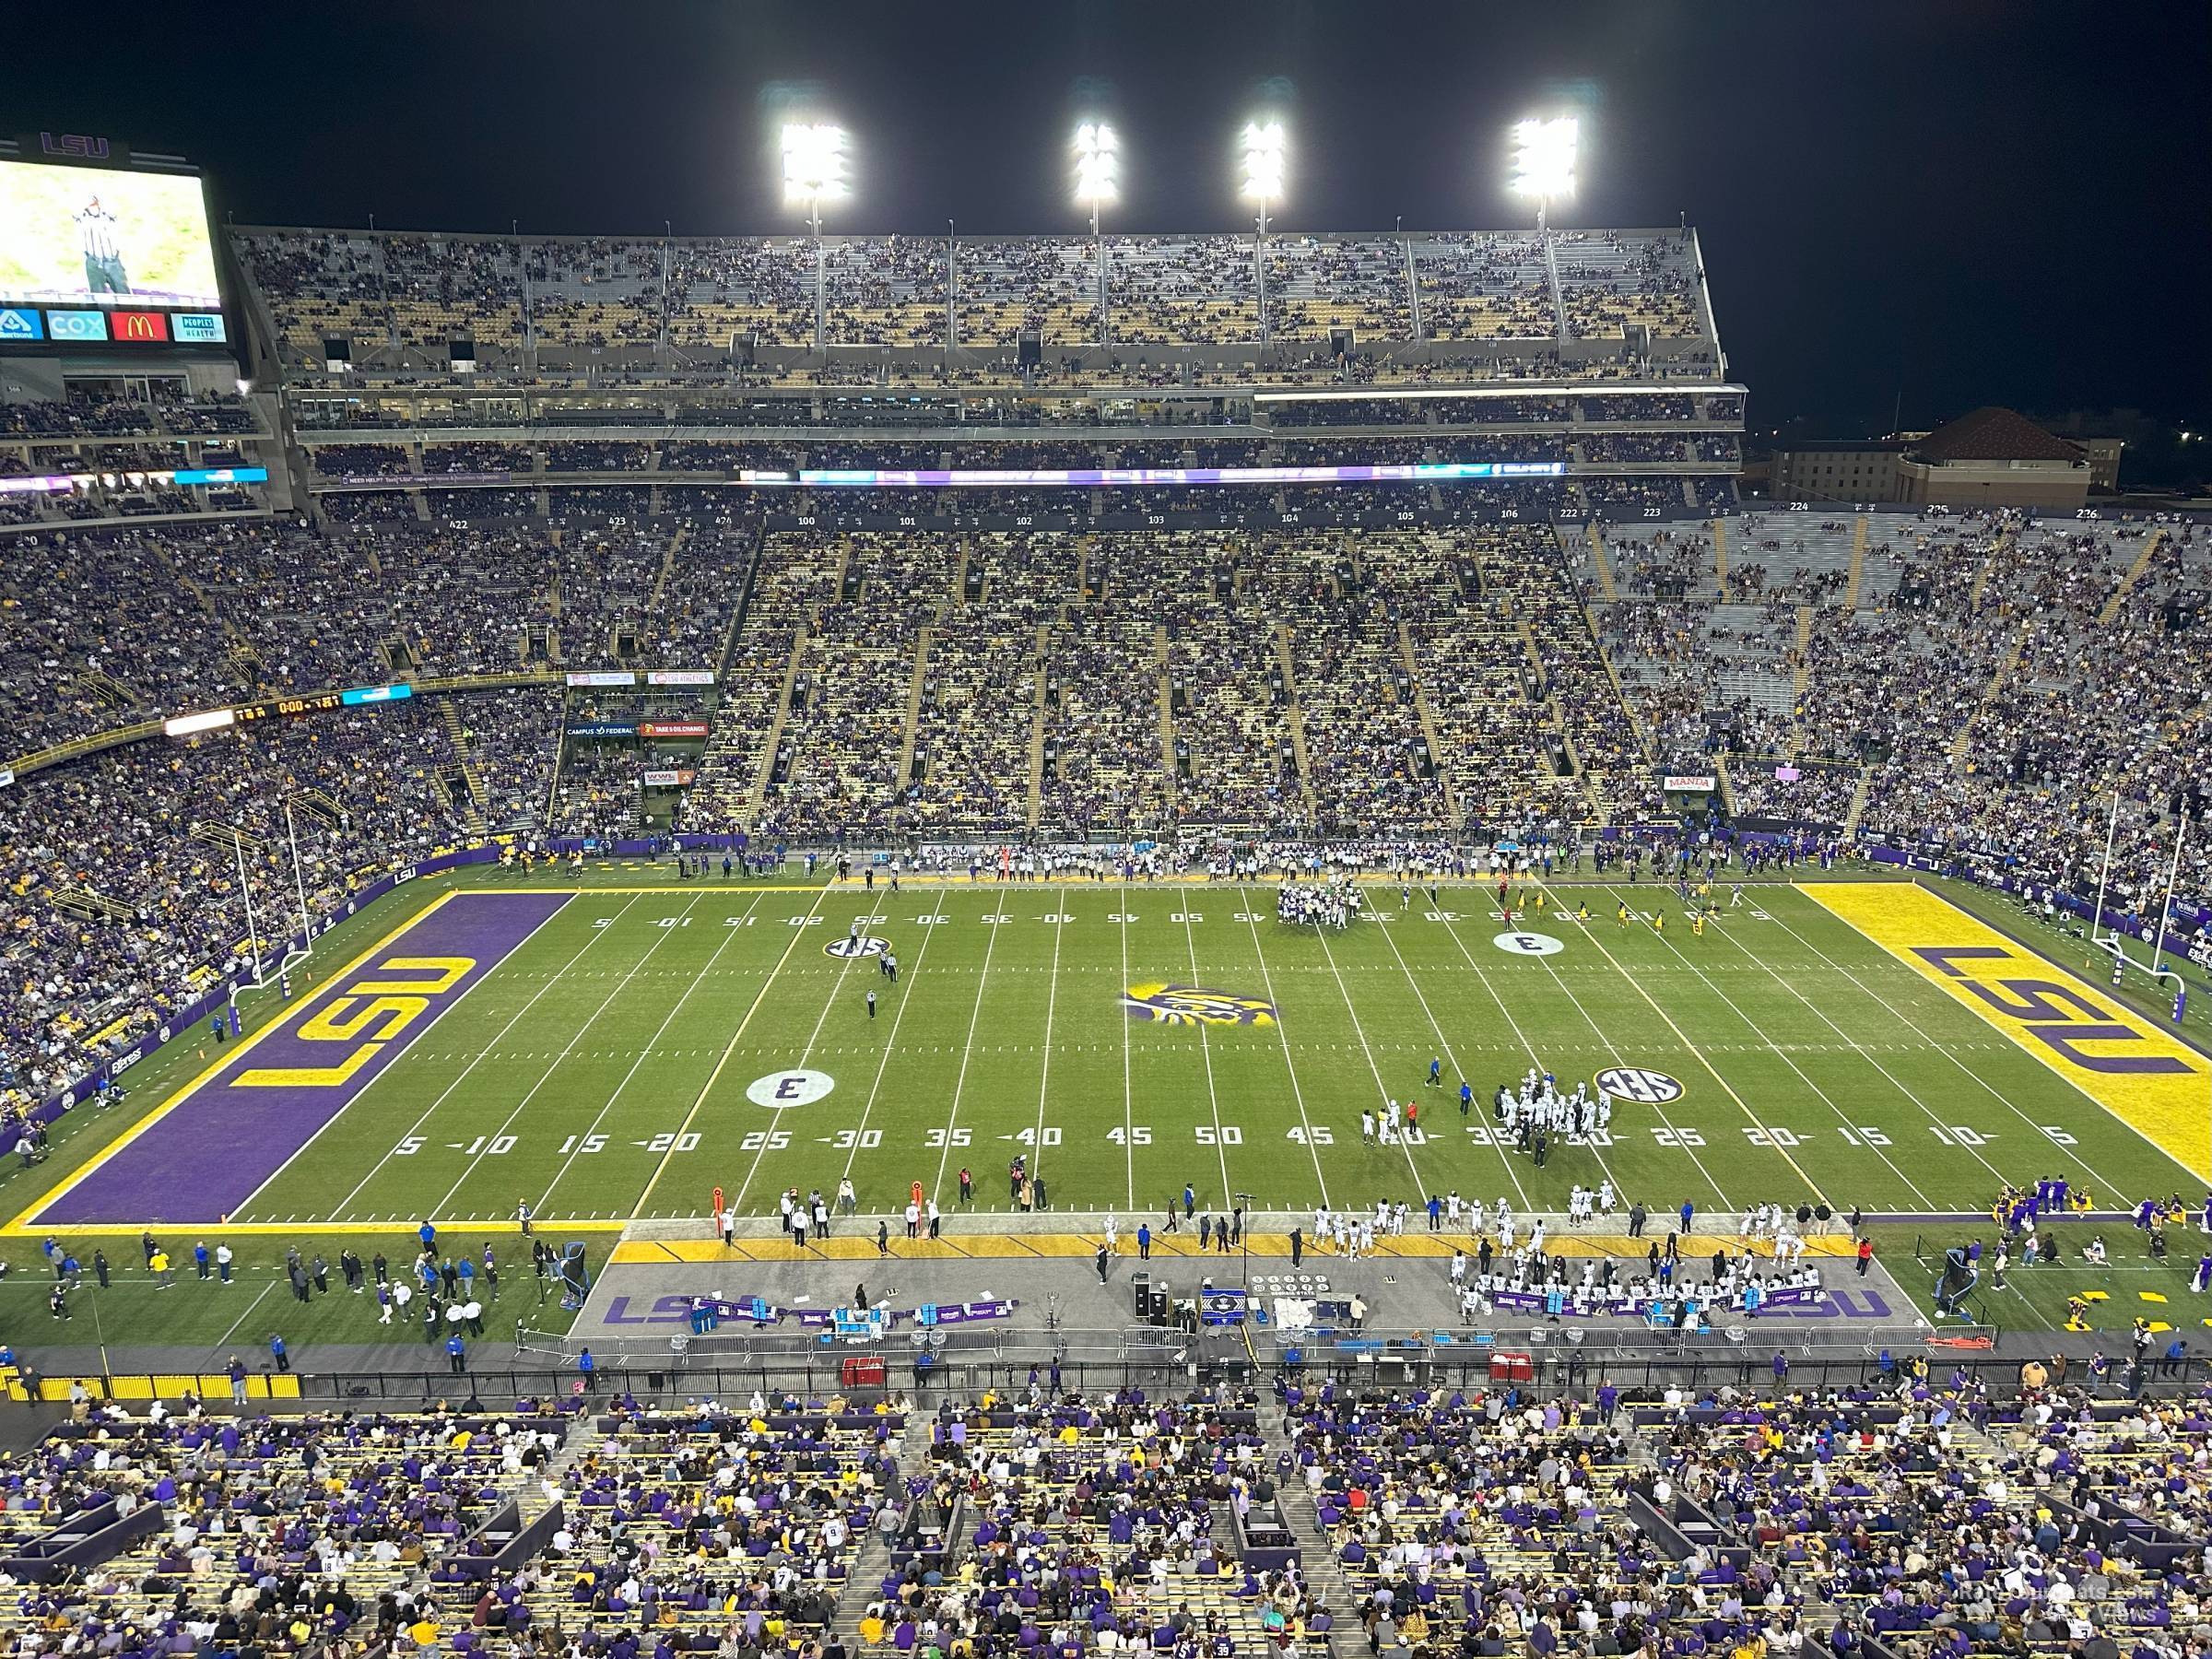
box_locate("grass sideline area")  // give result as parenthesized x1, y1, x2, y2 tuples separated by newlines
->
(3, 855, 2207, 1352)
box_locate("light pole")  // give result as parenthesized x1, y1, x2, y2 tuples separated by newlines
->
(782, 122, 848, 352)
(1074, 122, 1118, 349)
(1510, 116, 1578, 236)
(1240, 120, 1285, 347)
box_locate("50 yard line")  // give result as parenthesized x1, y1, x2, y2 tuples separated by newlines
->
(1176, 905, 1237, 1209)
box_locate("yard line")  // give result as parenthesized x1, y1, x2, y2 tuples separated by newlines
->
(729, 897, 883, 1214)
(1233, 898, 1333, 1206)
(927, 893, 1010, 1206)
(1302, 907, 1426, 1196)
(631, 878, 839, 1218)
(1364, 906, 1535, 1211)
(1438, 903, 1740, 1209)
(210, 1278, 280, 1358)
(1753, 892, 2141, 1198)
(1028, 883, 1069, 1182)
(1599, 883, 1943, 1208)
(423, 896, 705, 1219)
(1117, 893, 1135, 1210)
(1567, 892, 1829, 1207)
(319, 896, 642, 1223)
(839, 889, 956, 1184)
(531, 890, 770, 1215)
(1175, 907, 1238, 1208)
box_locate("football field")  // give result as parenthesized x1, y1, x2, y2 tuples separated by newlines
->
(19, 872, 2207, 1236)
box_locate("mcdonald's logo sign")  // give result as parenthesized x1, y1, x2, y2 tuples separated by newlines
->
(110, 311, 170, 343)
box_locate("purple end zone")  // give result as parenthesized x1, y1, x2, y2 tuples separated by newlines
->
(37, 892, 571, 1225)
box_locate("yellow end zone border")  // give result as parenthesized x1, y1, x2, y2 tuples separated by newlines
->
(4, 890, 463, 1236)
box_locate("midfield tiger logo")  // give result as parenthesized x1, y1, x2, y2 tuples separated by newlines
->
(1122, 982, 1278, 1027)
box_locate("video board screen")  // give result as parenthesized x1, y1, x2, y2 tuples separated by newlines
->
(0, 159, 220, 310)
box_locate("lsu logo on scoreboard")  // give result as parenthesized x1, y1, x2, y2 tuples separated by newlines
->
(1123, 982, 1278, 1027)
(233, 956, 476, 1088)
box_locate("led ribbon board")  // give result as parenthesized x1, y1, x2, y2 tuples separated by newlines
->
(739, 462, 1567, 488)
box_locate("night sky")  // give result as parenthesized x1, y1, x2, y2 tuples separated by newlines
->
(6, 0, 2206, 434)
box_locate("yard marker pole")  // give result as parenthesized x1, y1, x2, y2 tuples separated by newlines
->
(2088, 790, 2120, 947)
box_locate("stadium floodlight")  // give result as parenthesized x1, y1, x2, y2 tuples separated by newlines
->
(781, 122, 849, 235)
(1240, 119, 1287, 235)
(1510, 115, 1578, 231)
(1074, 122, 1119, 230)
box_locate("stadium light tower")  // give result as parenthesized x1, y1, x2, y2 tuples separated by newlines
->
(1073, 122, 1118, 236)
(1075, 122, 1118, 348)
(782, 121, 847, 353)
(782, 121, 849, 236)
(1241, 119, 1285, 348)
(1240, 119, 1286, 237)
(1510, 116, 1578, 234)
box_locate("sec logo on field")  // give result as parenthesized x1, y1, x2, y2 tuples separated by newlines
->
(1491, 931, 1565, 957)
(1594, 1065, 1685, 1104)
(747, 1069, 835, 1109)
(825, 935, 889, 959)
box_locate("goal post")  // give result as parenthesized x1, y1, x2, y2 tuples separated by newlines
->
(2087, 791, 2192, 1001)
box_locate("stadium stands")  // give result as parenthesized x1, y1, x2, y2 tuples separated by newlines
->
(8, 207, 2209, 1111)
(8, 1379, 2201, 1659)
(3, 500, 2204, 1110)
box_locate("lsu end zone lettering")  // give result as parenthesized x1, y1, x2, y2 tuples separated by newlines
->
(1806, 883, 2209, 1179)
(24, 891, 570, 1228)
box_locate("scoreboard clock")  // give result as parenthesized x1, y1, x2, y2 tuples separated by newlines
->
(234, 692, 345, 723)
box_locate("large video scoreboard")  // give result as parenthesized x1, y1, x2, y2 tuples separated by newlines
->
(0, 148, 228, 350)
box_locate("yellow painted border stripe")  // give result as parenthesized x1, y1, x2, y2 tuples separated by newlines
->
(5, 890, 459, 1235)
(606, 1231, 1857, 1265)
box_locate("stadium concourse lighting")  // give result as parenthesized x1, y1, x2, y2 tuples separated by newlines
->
(1510, 115, 1578, 233)
(1240, 119, 1286, 237)
(781, 122, 849, 236)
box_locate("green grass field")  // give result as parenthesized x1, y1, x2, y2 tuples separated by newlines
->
(39, 870, 2212, 1227)
(6, 865, 2209, 1348)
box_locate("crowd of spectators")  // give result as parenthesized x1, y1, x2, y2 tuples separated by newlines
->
(0, 689, 556, 1109)
(4, 500, 2205, 1100)
(234, 225, 1724, 374)
(6, 1376, 2207, 1659)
